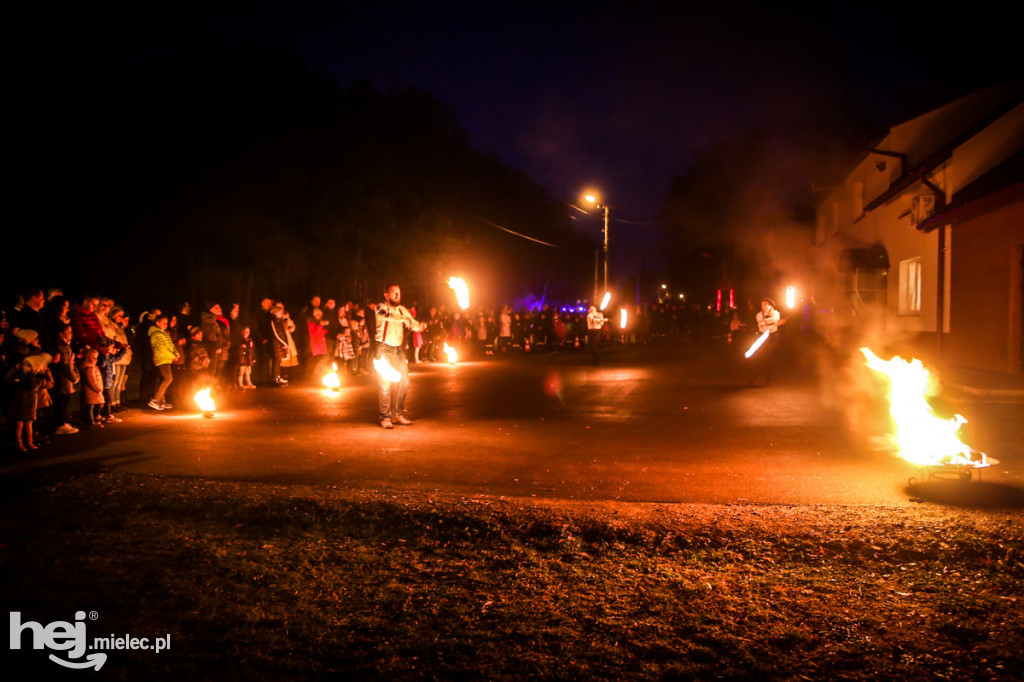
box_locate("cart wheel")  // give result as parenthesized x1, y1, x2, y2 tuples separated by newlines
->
(908, 476, 918, 486)
(959, 471, 972, 483)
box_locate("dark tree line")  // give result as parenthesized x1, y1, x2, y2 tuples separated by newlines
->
(655, 98, 876, 306)
(11, 39, 593, 312)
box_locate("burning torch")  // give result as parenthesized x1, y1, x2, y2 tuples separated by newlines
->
(744, 330, 771, 359)
(448, 277, 470, 310)
(373, 356, 402, 383)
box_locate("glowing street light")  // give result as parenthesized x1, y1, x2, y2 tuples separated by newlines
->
(583, 191, 610, 302)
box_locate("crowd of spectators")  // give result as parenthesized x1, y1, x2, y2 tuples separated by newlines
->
(2, 285, 750, 451)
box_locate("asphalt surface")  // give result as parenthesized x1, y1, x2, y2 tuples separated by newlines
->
(4, 341, 1023, 507)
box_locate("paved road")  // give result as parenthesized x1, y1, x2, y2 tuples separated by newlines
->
(5, 342, 1022, 506)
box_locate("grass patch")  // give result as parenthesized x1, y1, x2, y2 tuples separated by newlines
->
(3, 473, 1023, 680)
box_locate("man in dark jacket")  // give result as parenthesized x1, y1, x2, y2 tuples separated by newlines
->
(200, 302, 224, 383)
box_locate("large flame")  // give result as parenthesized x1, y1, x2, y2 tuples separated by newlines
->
(448, 277, 470, 310)
(373, 356, 402, 382)
(860, 348, 984, 467)
(194, 387, 216, 413)
(619, 307, 628, 330)
(600, 291, 611, 310)
(443, 342, 458, 364)
(322, 362, 341, 390)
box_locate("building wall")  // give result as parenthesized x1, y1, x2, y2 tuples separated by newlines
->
(947, 199, 1024, 373)
(813, 85, 1022, 366)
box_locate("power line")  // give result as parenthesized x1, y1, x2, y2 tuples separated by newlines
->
(471, 215, 562, 248)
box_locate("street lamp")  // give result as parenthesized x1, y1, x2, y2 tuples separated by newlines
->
(583, 192, 610, 302)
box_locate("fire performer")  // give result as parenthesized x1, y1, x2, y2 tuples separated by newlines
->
(586, 305, 606, 365)
(748, 297, 782, 386)
(375, 283, 427, 429)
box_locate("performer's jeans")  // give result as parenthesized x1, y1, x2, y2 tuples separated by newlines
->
(153, 364, 173, 403)
(376, 344, 409, 420)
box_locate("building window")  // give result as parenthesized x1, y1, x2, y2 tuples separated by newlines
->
(898, 257, 922, 315)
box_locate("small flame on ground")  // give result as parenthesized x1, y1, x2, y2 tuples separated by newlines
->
(194, 387, 216, 414)
(443, 342, 458, 363)
(373, 356, 402, 382)
(861, 347, 985, 467)
(448, 277, 470, 310)
(322, 363, 341, 390)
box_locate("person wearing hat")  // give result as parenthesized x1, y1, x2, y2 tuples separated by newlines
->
(6, 353, 52, 450)
(750, 297, 783, 387)
(9, 328, 43, 372)
(200, 302, 225, 384)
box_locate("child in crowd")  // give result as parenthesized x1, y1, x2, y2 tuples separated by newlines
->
(52, 323, 80, 434)
(35, 358, 55, 439)
(5, 354, 50, 451)
(148, 314, 179, 411)
(79, 348, 105, 428)
(338, 325, 356, 375)
(186, 326, 212, 400)
(355, 316, 371, 374)
(98, 337, 128, 422)
(235, 326, 256, 390)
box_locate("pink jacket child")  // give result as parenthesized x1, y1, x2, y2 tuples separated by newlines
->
(79, 349, 105, 427)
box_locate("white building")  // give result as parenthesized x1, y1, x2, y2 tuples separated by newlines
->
(813, 80, 1023, 374)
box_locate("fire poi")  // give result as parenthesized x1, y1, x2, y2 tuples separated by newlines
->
(373, 356, 402, 383)
(322, 362, 341, 391)
(600, 291, 611, 310)
(194, 387, 216, 418)
(860, 348, 994, 481)
(443, 342, 458, 364)
(744, 330, 771, 358)
(619, 307, 628, 330)
(448, 276, 470, 310)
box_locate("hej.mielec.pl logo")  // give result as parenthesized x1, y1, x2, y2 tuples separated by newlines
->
(10, 611, 171, 671)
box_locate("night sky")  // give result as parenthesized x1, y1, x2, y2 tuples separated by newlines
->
(60, 2, 1015, 213)
(12, 1, 1020, 284)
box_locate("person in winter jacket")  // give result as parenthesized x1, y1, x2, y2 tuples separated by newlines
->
(5, 353, 50, 450)
(79, 348, 104, 428)
(200, 302, 224, 383)
(51, 323, 79, 434)
(148, 314, 180, 410)
(234, 326, 256, 390)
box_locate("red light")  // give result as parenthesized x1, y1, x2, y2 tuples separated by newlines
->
(716, 289, 722, 312)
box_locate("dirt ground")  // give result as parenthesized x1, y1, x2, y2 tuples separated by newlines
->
(4, 472, 1023, 680)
